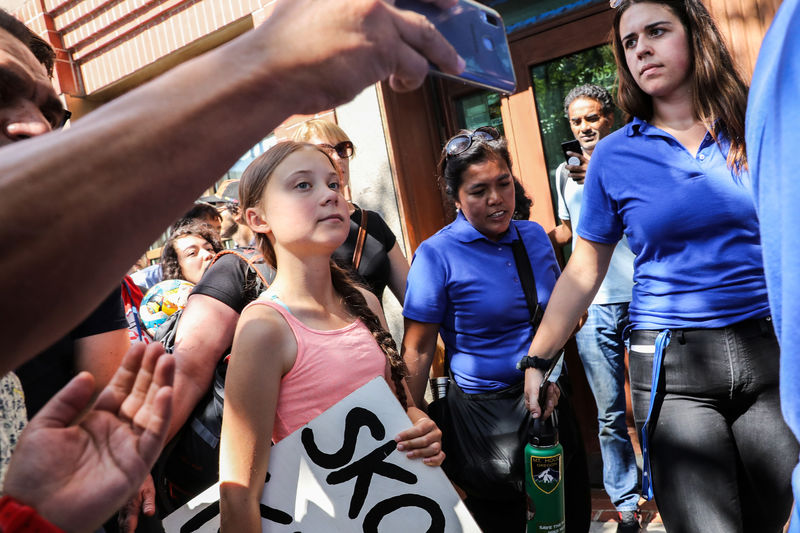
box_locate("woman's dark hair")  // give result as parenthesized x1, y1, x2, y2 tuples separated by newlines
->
(239, 141, 409, 409)
(160, 220, 223, 281)
(438, 132, 514, 202)
(611, 0, 748, 171)
(513, 178, 532, 220)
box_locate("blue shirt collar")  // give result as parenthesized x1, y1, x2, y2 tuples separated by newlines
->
(626, 116, 653, 137)
(626, 116, 717, 146)
(451, 211, 516, 244)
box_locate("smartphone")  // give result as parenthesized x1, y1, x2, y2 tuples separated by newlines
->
(395, 0, 517, 95)
(537, 350, 565, 410)
(561, 139, 582, 166)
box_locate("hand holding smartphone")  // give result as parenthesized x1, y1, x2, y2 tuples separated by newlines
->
(561, 139, 583, 166)
(394, 0, 517, 94)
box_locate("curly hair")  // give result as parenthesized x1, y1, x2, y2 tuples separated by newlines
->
(238, 141, 408, 409)
(563, 84, 615, 117)
(160, 220, 223, 282)
(611, 0, 748, 171)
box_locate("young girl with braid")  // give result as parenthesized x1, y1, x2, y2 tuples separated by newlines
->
(218, 141, 443, 532)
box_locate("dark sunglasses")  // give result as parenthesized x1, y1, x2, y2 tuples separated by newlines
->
(317, 140, 354, 159)
(54, 109, 71, 130)
(444, 126, 500, 158)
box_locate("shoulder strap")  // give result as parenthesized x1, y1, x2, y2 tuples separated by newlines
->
(352, 209, 369, 271)
(211, 249, 272, 288)
(511, 224, 543, 332)
(558, 164, 569, 201)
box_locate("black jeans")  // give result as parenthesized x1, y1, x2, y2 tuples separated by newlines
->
(630, 317, 798, 533)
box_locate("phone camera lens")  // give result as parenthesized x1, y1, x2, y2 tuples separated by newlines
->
(484, 13, 499, 26)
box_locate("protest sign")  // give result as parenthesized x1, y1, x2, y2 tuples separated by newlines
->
(163, 377, 479, 532)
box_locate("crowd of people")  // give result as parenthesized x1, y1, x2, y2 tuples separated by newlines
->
(1, 0, 799, 532)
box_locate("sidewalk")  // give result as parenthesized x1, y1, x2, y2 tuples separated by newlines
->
(589, 488, 665, 532)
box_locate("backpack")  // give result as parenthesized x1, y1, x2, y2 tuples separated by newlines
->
(153, 248, 273, 513)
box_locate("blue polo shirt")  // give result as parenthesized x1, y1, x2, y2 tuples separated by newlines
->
(577, 117, 769, 330)
(746, 0, 800, 528)
(404, 212, 560, 393)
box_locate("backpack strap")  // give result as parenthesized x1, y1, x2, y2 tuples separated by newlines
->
(558, 163, 569, 202)
(211, 249, 272, 288)
(352, 209, 369, 271)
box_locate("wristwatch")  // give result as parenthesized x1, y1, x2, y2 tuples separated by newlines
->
(516, 355, 552, 372)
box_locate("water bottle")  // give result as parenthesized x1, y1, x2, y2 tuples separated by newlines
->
(525, 409, 565, 532)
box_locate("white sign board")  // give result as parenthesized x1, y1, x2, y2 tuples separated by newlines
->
(163, 377, 479, 532)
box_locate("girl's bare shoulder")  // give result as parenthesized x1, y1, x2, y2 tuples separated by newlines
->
(232, 301, 298, 372)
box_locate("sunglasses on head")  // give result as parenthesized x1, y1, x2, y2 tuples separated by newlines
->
(445, 126, 500, 158)
(317, 140, 354, 159)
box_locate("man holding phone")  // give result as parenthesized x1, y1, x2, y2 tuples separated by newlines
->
(549, 84, 641, 533)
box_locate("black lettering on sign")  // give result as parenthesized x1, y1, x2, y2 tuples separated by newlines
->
(301, 407, 385, 469)
(259, 504, 294, 525)
(327, 440, 417, 519)
(362, 494, 446, 533)
(180, 500, 220, 533)
(178, 500, 293, 532)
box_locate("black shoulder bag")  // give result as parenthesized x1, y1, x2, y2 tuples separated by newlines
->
(428, 225, 542, 501)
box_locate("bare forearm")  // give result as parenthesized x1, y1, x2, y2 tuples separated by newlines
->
(74, 329, 130, 391)
(168, 371, 212, 442)
(403, 347, 433, 409)
(166, 295, 239, 440)
(528, 238, 613, 358)
(529, 268, 596, 357)
(0, 33, 297, 370)
(220, 491, 262, 533)
(387, 244, 410, 305)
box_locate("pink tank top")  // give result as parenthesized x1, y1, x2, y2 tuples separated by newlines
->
(243, 299, 388, 442)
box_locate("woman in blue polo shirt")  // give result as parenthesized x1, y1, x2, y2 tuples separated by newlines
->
(524, 1, 798, 532)
(402, 128, 590, 532)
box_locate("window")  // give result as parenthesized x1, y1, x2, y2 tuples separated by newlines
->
(454, 91, 504, 134)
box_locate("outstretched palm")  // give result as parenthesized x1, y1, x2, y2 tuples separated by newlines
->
(4, 342, 174, 533)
